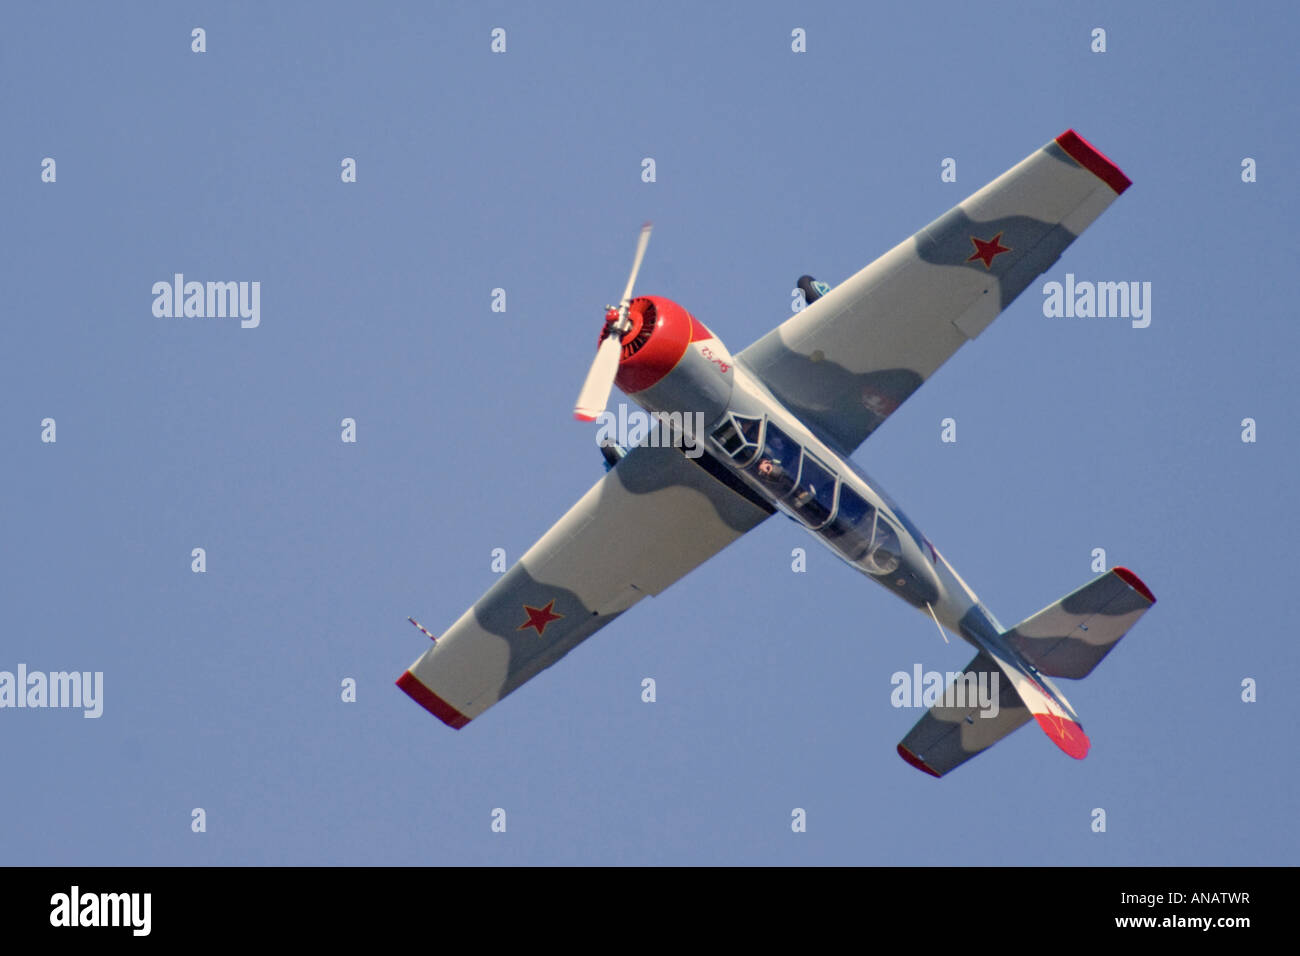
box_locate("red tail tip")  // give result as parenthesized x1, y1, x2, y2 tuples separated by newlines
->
(1034, 713, 1091, 760)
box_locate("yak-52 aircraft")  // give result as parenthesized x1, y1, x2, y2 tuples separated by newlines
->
(399, 130, 1156, 776)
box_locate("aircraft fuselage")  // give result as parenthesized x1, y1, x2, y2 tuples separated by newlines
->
(616, 294, 1004, 653)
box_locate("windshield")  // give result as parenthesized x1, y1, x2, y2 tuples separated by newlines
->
(710, 414, 763, 465)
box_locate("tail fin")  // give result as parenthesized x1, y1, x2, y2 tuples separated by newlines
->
(897, 567, 1155, 776)
(979, 643, 1092, 760)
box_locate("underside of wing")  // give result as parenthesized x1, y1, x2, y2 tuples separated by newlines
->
(738, 130, 1131, 454)
(398, 442, 773, 727)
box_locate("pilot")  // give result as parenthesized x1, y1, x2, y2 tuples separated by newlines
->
(757, 458, 786, 483)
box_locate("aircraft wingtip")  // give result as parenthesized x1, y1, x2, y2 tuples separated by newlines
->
(1055, 129, 1132, 195)
(396, 671, 472, 729)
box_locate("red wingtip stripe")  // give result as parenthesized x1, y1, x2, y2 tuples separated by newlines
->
(1112, 566, 1156, 604)
(574, 412, 598, 422)
(1034, 713, 1091, 760)
(897, 744, 942, 777)
(396, 671, 471, 729)
(1055, 129, 1132, 195)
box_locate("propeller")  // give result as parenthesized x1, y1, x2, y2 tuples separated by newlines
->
(618, 220, 653, 312)
(574, 222, 653, 421)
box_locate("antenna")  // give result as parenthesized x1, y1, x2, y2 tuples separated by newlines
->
(408, 617, 438, 643)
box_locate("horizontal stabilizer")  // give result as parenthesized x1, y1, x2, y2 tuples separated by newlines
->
(900, 566, 1156, 775)
(1003, 567, 1156, 679)
(897, 652, 1033, 777)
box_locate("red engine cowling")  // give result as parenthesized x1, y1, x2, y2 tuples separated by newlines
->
(602, 295, 735, 422)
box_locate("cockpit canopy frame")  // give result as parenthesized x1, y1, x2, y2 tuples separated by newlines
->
(709, 412, 905, 575)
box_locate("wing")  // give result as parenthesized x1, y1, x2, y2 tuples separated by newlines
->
(397, 442, 773, 727)
(738, 130, 1131, 454)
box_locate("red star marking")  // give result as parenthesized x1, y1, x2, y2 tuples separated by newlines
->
(861, 386, 899, 418)
(966, 232, 1011, 269)
(518, 599, 564, 636)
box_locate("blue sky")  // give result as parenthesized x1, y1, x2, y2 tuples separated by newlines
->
(4, 1, 1296, 865)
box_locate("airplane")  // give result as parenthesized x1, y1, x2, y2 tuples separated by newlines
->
(398, 129, 1156, 777)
